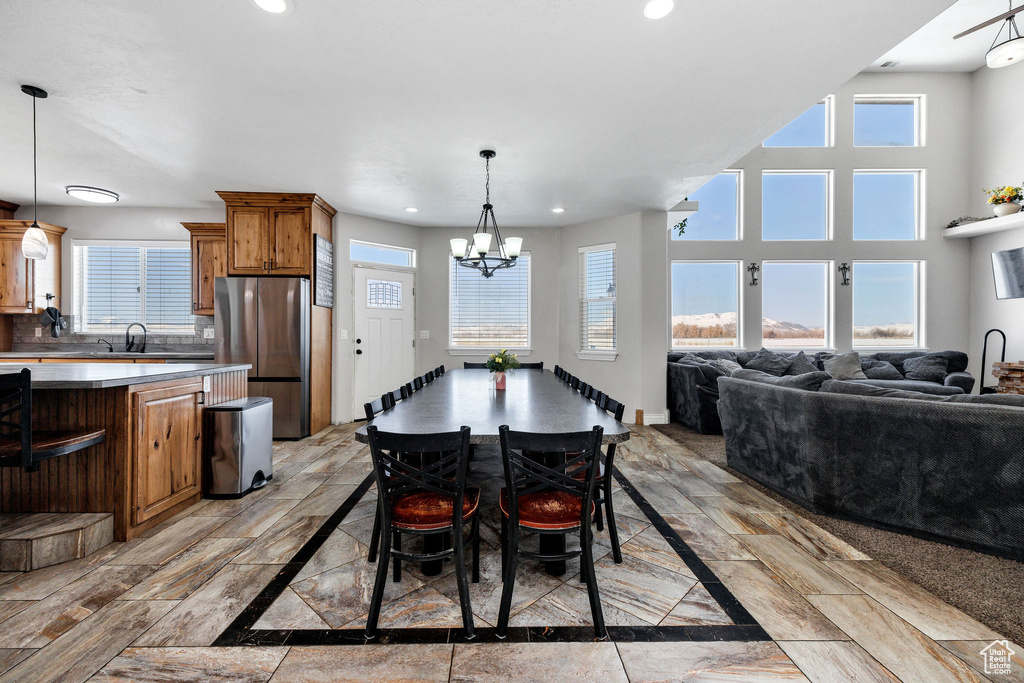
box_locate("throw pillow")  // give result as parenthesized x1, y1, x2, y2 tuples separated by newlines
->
(733, 368, 833, 392)
(744, 348, 792, 376)
(823, 352, 867, 380)
(714, 359, 742, 373)
(819, 380, 947, 401)
(860, 359, 904, 380)
(784, 351, 819, 376)
(903, 355, 949, 383)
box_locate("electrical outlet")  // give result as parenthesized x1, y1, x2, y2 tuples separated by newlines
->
(35, 327, 42, 337)
(339, 329, 349, 340)
(419, 330, 430, 340)
(203, 328, 215, 339)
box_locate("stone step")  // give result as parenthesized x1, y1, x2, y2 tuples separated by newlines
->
(0, 513, 114, 571)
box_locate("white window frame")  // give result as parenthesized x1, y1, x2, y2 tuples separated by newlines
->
(853, 94, 925, 147)
(71, 239, 195, 335)
(577, 243, 617, 361)
(762, 95, 835, 148)
(670, 260, 743, 351)
(447, 250, 532, 355)
(761, 169, 834, 241)
(670, 169, 744, 241)
(760, 260, 835, 351)
(350, 239, 417, 268)
(852, 169, 925, 241)
(851, 260, 925, 350)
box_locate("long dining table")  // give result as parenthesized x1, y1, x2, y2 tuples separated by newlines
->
(354, 368, 630, 575)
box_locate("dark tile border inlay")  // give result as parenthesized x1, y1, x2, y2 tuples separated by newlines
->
(215, 465, 770, 646)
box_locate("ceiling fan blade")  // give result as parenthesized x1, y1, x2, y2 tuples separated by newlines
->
(954, 6, 1024, 40)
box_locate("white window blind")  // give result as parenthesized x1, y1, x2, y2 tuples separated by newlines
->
(450, 253, 530, 348)
(73, 242, 195, 334)
(579, 246, 616, 351)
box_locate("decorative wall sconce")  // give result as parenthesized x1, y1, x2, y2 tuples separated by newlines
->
(839, 262, 851, 286)
(747, 262, 760, 287)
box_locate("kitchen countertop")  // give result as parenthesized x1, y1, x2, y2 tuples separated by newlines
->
(4, 363, 250, 389)
(0, 351, 215, 360)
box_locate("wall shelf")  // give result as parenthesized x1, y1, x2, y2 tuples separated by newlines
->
(943, 211, 1024, 239)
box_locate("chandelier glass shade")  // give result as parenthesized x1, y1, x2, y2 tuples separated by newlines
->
(450, 150, 523, 278)
(987, 14, 1024, 68)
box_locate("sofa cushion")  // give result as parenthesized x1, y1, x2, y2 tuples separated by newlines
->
(745, 348, 793, 376)
(732, 368, 833, 391)
(712, 359, 742, 373)
(819, 380, 949, 401)
(871, 350, 969, 375)
(846, 379, 965, 396)
(860, 359, 904, 380)
(784, 351, 820, 376)
(947, 393, 1024, 407)
(822, 352, 867, 380)
(903, 354, 949, 383)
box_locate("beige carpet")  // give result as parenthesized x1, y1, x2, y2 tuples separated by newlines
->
(653, 422, 1024, 645)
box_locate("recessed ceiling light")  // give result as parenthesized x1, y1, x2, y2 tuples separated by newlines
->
(644, 0, 674, 19)
(552, 207, 565, 213)
(66, 186, 119, 203)
(405, 207, 418, 213)
(250, 0, 291, 14)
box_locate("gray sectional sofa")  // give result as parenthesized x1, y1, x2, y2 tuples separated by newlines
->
(718, 375, 1024, 560)
(667, 349, 975, 434)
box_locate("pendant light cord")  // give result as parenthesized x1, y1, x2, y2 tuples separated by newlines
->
(31, 92, 38, 227)
(485, 156, 491, 205)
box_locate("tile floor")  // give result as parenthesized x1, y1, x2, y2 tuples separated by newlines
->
(0, 423, 1016, 682)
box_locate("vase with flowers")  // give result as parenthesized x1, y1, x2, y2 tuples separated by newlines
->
(486, 349, 521, 390)
(984, 185, 1024, 217)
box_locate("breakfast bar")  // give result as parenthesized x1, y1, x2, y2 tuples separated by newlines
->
(0, 363, 249, 541)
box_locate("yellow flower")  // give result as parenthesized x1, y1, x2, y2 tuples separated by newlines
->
(496, 358, 502, 364)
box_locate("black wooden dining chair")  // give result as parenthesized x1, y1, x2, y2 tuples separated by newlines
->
(364, 396, 387, 421)
(578, 382, 591, 397)
(424, 371, 435, 384)
(413, 376, 424, 391)
(588, 395, 626, 564)
(365, 425, 480, 640)
(405, 381, 416, 396)
(463, 362, 488, 369)
(0, 369, 106, 471)
(519, 362, 543, 370)
(553, 365, 563, 379)
(436, 365, 446, 375)
(496, 425, 606, 639)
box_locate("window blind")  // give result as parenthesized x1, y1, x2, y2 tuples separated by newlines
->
(450, 253, 530, 348)
(579, 247, 616, 351)
(73, 243, 194, 334)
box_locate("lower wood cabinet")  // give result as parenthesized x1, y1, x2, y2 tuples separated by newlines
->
(132, 380, 203, 526)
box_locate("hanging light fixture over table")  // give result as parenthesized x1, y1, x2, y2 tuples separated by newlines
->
(987, 5, 1024, 68)
(450, 150, 523, 278)
(20, 85, 49, 261)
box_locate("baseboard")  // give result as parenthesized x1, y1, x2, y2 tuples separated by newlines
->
(643, 410, 669, 425)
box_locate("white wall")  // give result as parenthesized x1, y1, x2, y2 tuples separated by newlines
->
(967, 64, 1024, 387)
(667, 72, 973, 356)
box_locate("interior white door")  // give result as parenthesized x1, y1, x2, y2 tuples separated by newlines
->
(353, 267, 416, 417)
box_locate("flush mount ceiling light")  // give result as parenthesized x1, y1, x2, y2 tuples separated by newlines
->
(552, 207, 565, 213)
(20, 85, 49, 261)
(249, 0, 292, 14)
(404, 207, 418, 213)
(644, 0, 674, 20)
(954, 1, 1024, 68)
(449, 150, 523, 278)
(66, 186, 119, 203)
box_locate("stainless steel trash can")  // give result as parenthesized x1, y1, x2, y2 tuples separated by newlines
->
(205, 397, 274, 497)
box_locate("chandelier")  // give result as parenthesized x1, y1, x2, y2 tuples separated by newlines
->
(450, 150, 522, 278)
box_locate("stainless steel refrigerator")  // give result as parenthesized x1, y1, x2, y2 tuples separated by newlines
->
(214, 277, 310, 439)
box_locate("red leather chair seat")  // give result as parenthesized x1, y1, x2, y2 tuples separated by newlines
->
(390, 488, 480, 531)
(499, 488, 594, 530)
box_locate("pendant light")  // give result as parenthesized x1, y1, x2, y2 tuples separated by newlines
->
(21, 85, 49, 260)
(987, 2, 1024, 67)
(449, 150, 523, 278)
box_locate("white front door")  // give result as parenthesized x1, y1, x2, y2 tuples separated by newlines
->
(353, 267, 416, 417)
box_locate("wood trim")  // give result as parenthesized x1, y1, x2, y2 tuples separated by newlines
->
(0, 200, 19, 219)
(0, 221, 68, 237)
(216, 191, 336, 216)
(181, 222, 226, 236)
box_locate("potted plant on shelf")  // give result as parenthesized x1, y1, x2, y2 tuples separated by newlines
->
(486, 349, 521, 390)
(984, 184, 1024, 217)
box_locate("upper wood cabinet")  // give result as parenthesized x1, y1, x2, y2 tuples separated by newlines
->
(182, 222, 227, 316)
(217, 192, 335, 277)
(0, 221, 65, 315)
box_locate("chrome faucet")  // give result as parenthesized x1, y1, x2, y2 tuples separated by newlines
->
(125, 323, 147, 353)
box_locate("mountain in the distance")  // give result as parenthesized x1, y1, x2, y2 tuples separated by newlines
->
(672, 312, 812, 332)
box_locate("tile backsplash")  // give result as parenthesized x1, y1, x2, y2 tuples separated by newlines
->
(9, 314, 214, 353)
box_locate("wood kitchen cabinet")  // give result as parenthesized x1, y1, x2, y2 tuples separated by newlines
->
(182, 222, 227, 315)
(217, 192, 334, 277)
(0, 221, 64, 315)
(132, 379, 203, 526)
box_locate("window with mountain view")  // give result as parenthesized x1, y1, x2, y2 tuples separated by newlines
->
(671, 171, 740, 241)
(763, 97, 832, 148)
(671, 261, 740, 348)
(853, 261, 919, 347)
(761, 262, 830, 348)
